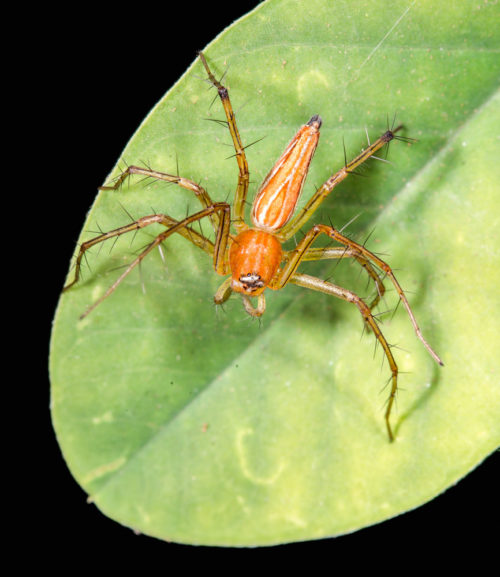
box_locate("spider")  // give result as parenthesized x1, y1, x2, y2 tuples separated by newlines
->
(64, 52, 443, 441)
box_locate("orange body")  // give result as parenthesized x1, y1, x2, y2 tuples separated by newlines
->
(230, 115, 322, 296)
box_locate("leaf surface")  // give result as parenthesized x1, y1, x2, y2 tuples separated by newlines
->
(50, 0, 500, 545)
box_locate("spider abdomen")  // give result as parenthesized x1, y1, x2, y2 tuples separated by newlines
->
(251, 115, 321, 232)
(229, 229, 283, 295)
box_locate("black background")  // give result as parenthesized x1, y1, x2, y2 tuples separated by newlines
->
(42, 1, 497, 566)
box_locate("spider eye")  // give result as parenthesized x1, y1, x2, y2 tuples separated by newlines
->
(239, 273, 265, 290)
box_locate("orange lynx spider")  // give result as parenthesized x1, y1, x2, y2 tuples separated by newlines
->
(64, 52, 443, 441)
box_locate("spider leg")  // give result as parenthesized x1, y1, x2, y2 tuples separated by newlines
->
(100, 165, 221, 233)
(288, 272, 398, 441)
(289, 246, 386, 311)
(278, 126, 403, 241)
(65, 215, 211, 292)
(64, 203, 231, 318)
(275, 224, 443, 366)
(198, 52, 249, 233)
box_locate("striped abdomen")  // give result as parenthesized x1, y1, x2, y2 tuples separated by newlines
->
(251, 115, 321, 232)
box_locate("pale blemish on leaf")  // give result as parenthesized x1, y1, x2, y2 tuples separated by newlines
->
(92, 411, 114, 425)
(236, 428, 285, 485)
(82, 456, 127, 484)
(297, 70, 330, 103)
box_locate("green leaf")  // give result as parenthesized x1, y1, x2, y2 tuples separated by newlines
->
(50, 0, 500, 546)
